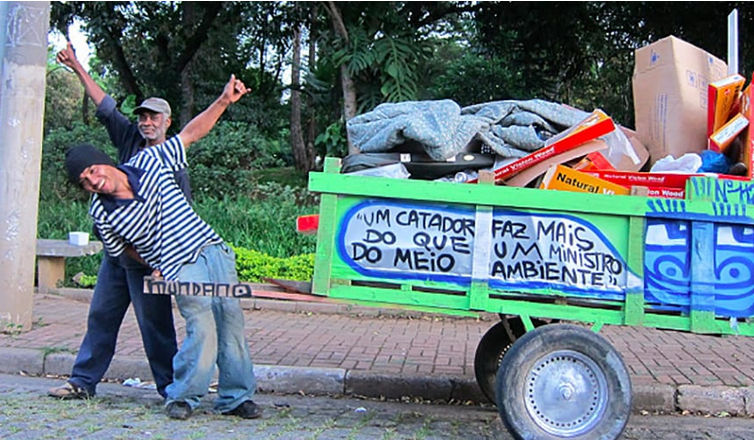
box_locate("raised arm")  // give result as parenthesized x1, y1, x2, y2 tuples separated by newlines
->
(178, 74, 250, 148)
(56, 42, 106, 106)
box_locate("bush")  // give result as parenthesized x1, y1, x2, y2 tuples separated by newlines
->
(233, 247, 314, 282)
(41, 123, 113, 202)
(187, 121, 291, 199)
(193, 184, 318, 258)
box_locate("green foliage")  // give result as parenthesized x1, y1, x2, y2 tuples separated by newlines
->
(45, 62, 83, 133)
(192, 185, 318, 258)
(186, 121, 290, 199)
(315, 122, 348, 158)
(77, 274, 98, 288)
(333, 28, 432, 112)
(427, 44, 526, 105)
(40, 123, 114, 202)
(232, 247, 314, 282)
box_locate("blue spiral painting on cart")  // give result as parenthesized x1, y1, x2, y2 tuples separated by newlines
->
(644, 219, 754, 317)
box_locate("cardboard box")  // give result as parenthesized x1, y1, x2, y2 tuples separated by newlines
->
(709, 113, 749, 152)
(540, 164, 630, 195)
(741, 75, 754, 178)
(503, 140, 608, 188)
(633, 36, 727, 166)
(707, 73, 746, 137)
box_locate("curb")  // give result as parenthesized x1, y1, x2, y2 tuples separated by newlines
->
(3, 345, 749, 415)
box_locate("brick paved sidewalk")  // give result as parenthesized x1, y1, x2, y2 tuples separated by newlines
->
(4, 292, 754, 391)
(4, 290, 754, 419)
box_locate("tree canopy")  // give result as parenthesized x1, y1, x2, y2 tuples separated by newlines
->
(49, 1, 754, 167)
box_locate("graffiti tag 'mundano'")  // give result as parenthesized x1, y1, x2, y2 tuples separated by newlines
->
(339, 202, 627, 291)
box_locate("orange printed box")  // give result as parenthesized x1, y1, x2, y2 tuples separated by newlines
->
(707, 73, 746, 137)
(539, 164, 629, 196)
(709, 113, 749, 153)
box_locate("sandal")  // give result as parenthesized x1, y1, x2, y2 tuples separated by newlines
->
(47, 381, 91, 400)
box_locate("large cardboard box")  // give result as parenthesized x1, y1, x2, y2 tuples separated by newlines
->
(633, 36, 727, 166)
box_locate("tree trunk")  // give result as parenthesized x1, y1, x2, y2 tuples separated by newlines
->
(290, 21, 307, 172)
(180, 60, 194, 128)
(306, 3, 318, 167)
(324, 1, 358, 155)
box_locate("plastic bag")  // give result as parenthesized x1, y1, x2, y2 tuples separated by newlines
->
(650, 153, 702, 173)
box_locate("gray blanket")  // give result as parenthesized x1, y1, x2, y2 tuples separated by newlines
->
(346, 99, 591, 161)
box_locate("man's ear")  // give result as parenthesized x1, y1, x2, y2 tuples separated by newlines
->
(165, 117, 172, 129)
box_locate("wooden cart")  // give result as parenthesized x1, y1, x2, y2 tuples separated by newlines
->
(307, 157, 754, 440)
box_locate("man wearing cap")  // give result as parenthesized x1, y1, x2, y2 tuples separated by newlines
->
(64, 74, 261, 420)
(48, 42, 180, 400)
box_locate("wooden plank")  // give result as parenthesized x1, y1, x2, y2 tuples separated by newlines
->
(690, 221, 717, 333)
(623, 216, 646, 326)
(36, 239, 103, 257)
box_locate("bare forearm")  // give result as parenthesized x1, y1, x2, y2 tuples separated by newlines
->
(57, 42, 106, 106)
(178, 74, 250, 148)
(178, 95, 232, 147)
(124, 245, 149, 267)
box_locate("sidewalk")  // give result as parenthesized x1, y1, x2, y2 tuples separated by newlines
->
(3, 290, 754, 415)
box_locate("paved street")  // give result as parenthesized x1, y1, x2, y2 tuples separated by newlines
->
(5, 291, 754, 417)
(2, 374, 754, 440)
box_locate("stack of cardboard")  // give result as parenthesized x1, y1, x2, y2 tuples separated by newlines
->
(472, 109, 651, 189)
(487, 35, 754, 200)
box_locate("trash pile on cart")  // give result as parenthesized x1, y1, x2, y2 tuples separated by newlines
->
(342, 35, 754, 199)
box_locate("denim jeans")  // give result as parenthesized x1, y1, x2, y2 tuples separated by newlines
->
(165, 243, 256, 412)
(69, 254, 177, 398)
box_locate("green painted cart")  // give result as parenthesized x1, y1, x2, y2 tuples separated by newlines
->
(307, 157, 754, 440)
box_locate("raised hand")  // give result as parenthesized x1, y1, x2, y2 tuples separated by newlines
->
(223, 74, 251, 104)
(56, 41, 80, 70)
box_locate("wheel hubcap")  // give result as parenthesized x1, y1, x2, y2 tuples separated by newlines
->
(524, 350, 607, 437)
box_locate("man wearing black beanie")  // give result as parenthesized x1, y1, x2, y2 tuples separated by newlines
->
(65, 144, 116, 185)
(48, 42, 180, 402)
(63, 74, 262, 422)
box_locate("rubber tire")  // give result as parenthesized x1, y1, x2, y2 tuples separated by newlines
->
(496, 324, 631, 440)
(474, 316, 551, 404)
(474, 317, 525, 404)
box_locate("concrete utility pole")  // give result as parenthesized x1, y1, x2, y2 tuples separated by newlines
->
(0, 2, 50, 332)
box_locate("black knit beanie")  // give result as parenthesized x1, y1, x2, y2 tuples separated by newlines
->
(65, 144, 116, 184)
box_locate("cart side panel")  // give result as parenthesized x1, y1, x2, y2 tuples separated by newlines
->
(309, 169, 754, 333)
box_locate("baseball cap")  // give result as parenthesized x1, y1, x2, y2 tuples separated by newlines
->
(133, 97, 171, 117)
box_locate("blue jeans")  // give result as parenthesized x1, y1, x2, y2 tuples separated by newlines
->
(69, 254, 177, 397)
(165, 243, 256, 412)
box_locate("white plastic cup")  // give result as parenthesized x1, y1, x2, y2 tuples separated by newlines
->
(68, 231, 90, 246)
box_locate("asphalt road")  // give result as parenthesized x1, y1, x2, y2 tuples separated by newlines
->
(2, 374, 754, 440)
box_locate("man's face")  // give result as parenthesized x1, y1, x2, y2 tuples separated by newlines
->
(137, 111, 171, 145)
(78, 164, 116, 195)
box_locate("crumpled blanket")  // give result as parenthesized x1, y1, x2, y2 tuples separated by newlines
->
(346, 98, 591, 161)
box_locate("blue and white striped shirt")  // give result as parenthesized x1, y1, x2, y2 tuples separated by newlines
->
(89, 136, 221, 281)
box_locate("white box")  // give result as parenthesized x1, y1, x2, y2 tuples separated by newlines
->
(68, 231, 90, 246)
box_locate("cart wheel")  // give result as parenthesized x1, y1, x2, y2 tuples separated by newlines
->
(496, 324, 631, 440)
(474, 316, 550, 404)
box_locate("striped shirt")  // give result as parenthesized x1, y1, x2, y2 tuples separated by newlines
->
(89, 136, 221, 281)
